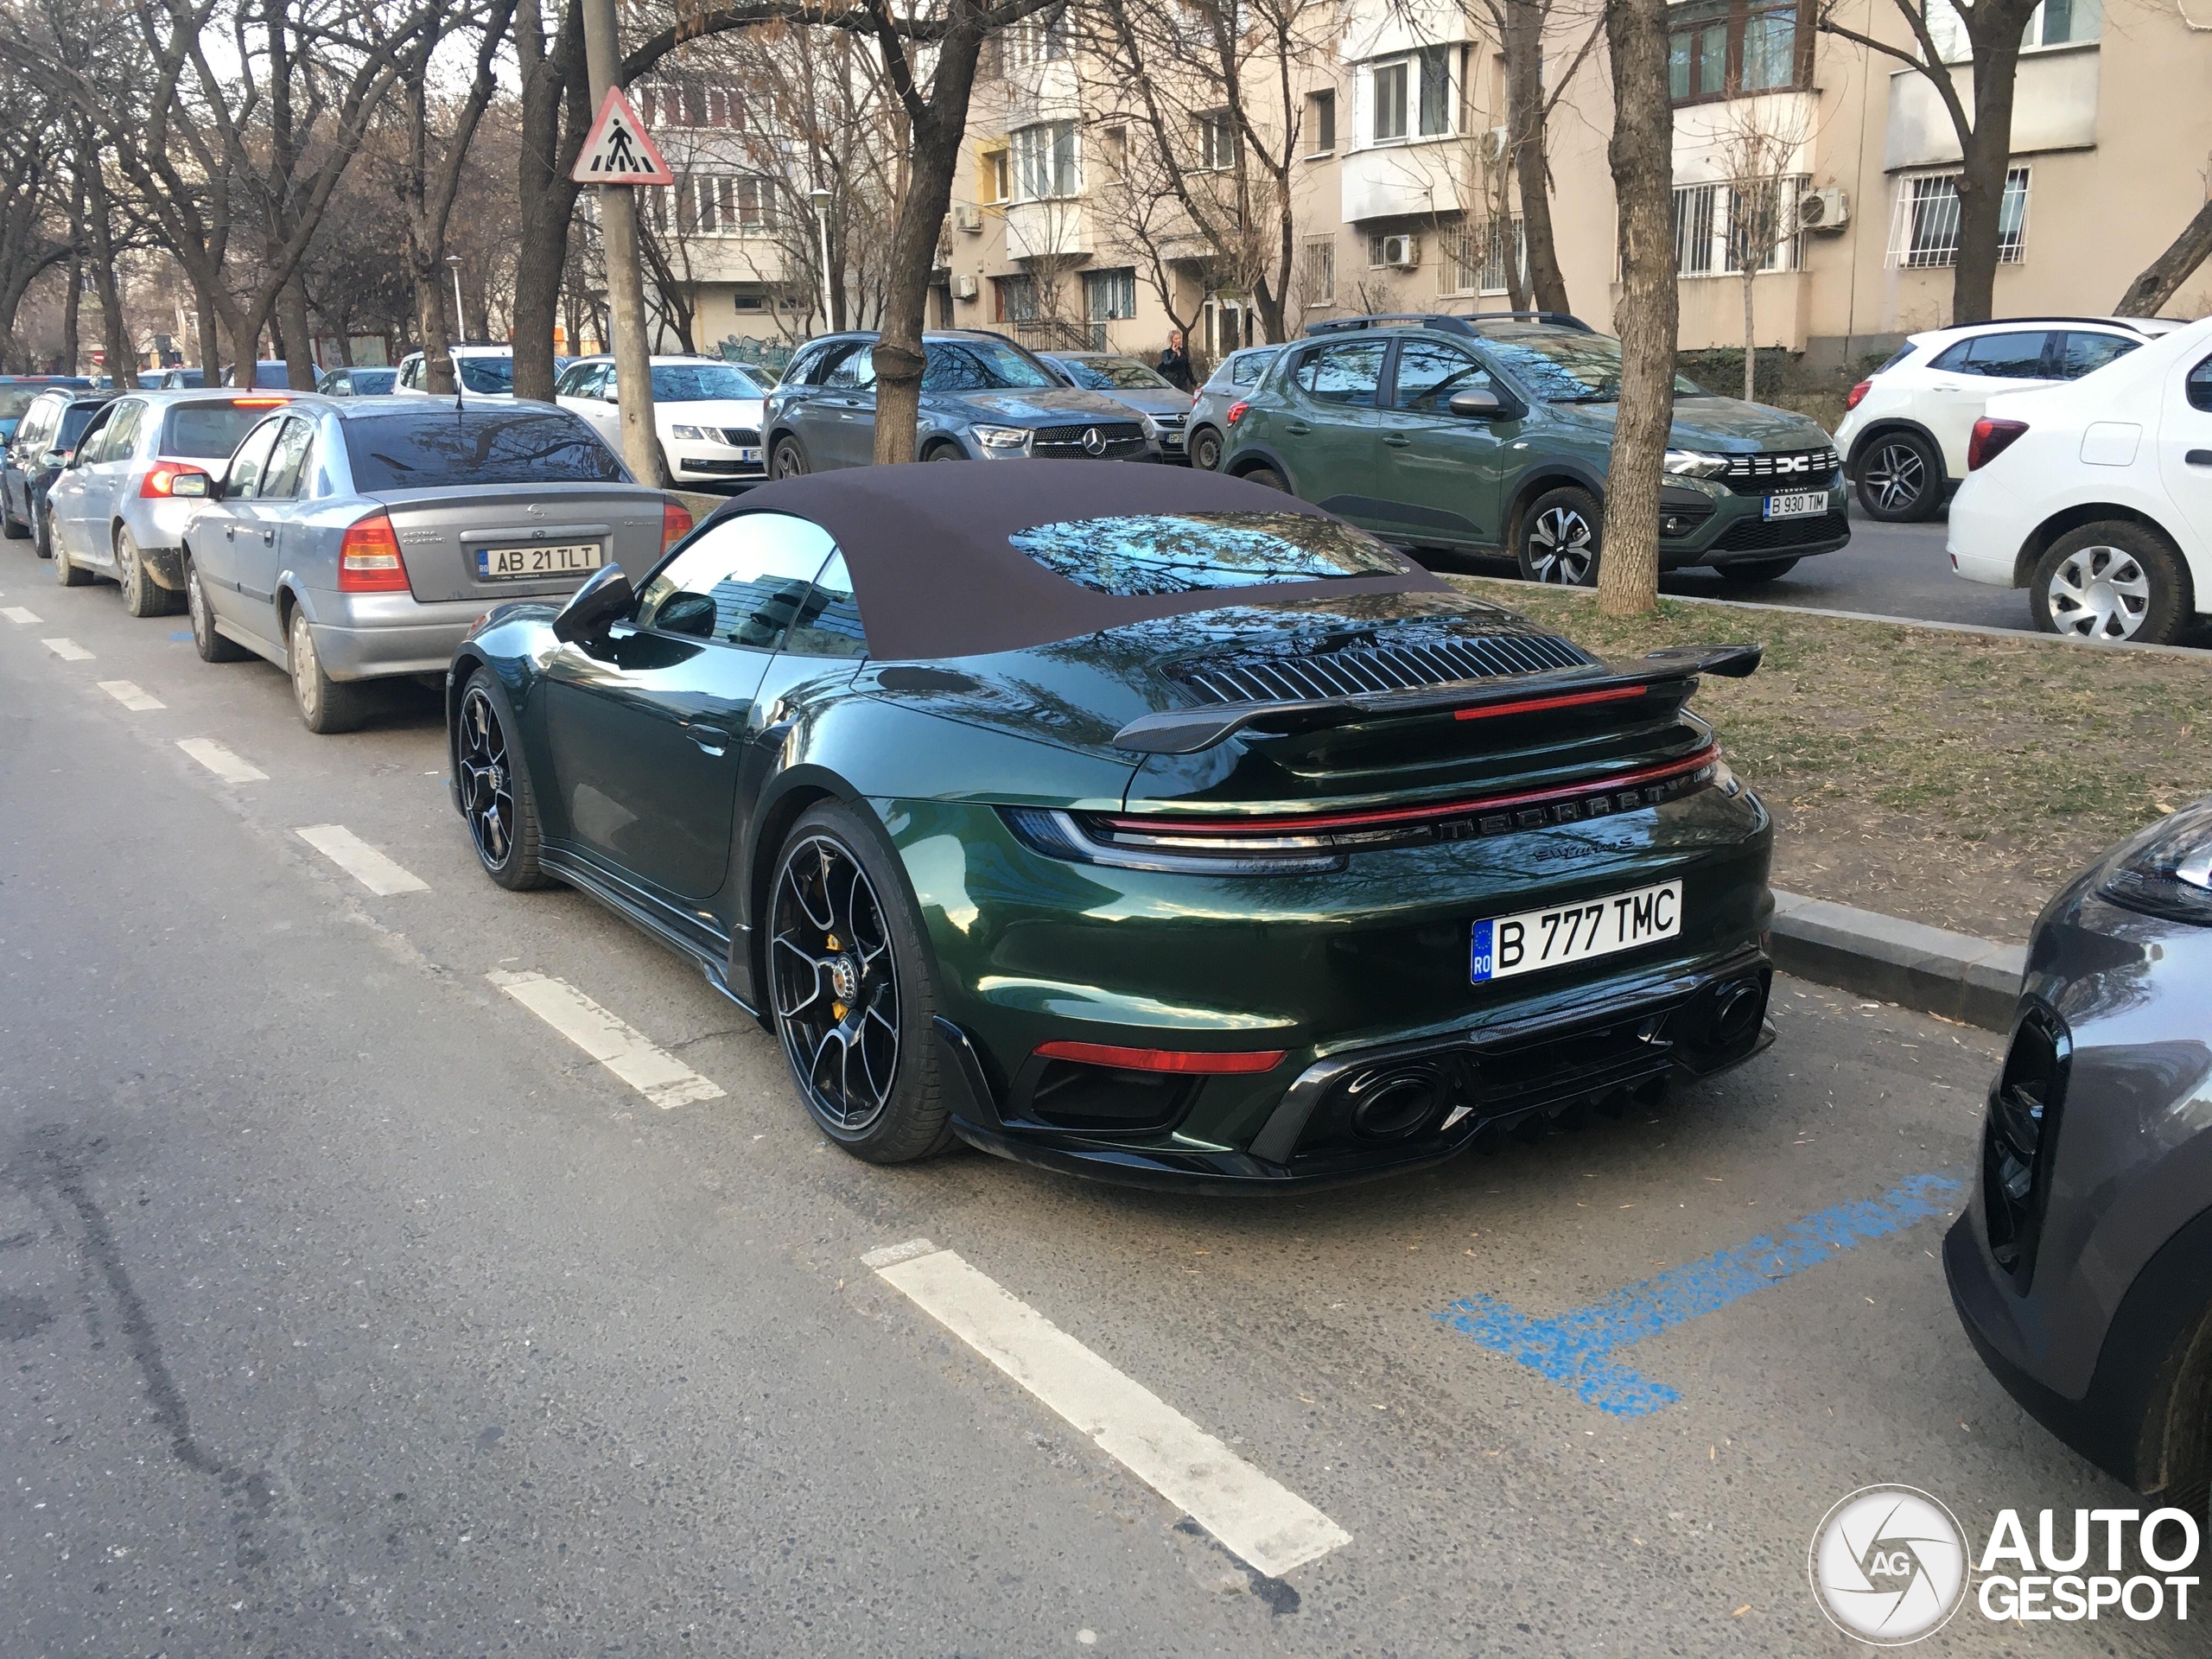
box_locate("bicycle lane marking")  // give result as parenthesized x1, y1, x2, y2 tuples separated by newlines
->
(1433, 1172, 1963, 1415)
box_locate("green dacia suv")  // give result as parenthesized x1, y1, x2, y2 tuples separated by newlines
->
(1216, 313, 1847, 585)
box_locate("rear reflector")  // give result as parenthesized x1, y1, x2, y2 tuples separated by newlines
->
(1967, 416, 2029, 471)
(337, 511, 410, 592)
(139, 461, 210, 498)
(662, 499, 694, 551)
(1033, 1040, 1286, 1075)
(1454, 684, 1648, 721)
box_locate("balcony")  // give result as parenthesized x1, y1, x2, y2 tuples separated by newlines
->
(1885, 44, 2099, 171)
(1006, 199, 1092, 262)
(1341, 140, 1468, 224)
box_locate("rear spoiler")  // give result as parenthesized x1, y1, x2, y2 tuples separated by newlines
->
(1109, 643, 1761, 756)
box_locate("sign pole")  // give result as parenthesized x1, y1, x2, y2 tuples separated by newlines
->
(579, 0, 663, 488)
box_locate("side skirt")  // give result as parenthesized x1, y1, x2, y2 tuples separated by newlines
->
(538, 845, 763, 1023)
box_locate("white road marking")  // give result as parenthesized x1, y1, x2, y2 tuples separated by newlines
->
(98, 680, 166, 711)
(868, 1241, 1351, 1579)
(175, 738, 268, 783)
(42, 637, 92, 660)
(3, 606, 42, 624)
(486, 970, 725, 1109)
(296, 824, 429, 896)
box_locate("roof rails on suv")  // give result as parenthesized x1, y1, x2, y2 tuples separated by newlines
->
(1930, 315, 2177, 333)
(1305, 311, 1595, 338)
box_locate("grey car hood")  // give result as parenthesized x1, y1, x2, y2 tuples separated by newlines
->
(937, 388, 1147, 426)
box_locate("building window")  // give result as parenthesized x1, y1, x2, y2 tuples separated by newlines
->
(1441, 218, 1525, 296)
(734, 177, 773, 233)
(1417, 46, 1452, 137)
(1674, 178, 1806, 275)
(1084, 267, 1138, 321)
(1007, 3, 1071, 66)
(1667, 0, 1806, 103)
(1887, 167, 2031, 268)
(994, 274, 1039, 322)
(2025, 0, 2101, 46)
(1012, 121, 1079, 200)
(1197, 111, 1234, 171)
(1100, 124, 1128, 178)
(980, 144, 1011, 205)
(1300, 238, 1337, 306)
(1373, 60, 1408, 142)
(1306, 89, 1336, 155)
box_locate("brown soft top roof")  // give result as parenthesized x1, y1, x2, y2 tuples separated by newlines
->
(696, 460, 1449, 659)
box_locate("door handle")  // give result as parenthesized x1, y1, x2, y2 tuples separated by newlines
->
(1383, 434, 1411, 448)
(224, 524, 236, 539)
(261, 529, 276, 544)
(685, 723, 731, 756)
(1284, 421, 1312, 436)
(2187, 449, 2212, 467)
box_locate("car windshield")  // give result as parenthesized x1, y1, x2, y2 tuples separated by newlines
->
(922, 340, 1057, 391)
(1012, 511, 1409, 596)
(0, 388, 40, 422)
(1479, 331, 1703, 403)
(1056, 357, 1175, 391)
(346, 410, 626, 489)
(162, 402, 283, 459)
(457, 356, 515, 395)
(649, 363, 761, 402)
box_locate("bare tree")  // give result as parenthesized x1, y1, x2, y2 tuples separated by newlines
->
(1707, 93, 1814, 402)
(1817, 0, 2040, 324)
(2118, 195, 2212, 317)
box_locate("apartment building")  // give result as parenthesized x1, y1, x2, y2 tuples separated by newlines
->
(938, 0, 2212, 373)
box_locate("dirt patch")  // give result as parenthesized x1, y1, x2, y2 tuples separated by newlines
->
(1448, 577, 2212, 942)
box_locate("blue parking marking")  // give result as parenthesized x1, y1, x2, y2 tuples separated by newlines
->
(168, 631, 192, 641)
(1433, 1172, 1962, 1416)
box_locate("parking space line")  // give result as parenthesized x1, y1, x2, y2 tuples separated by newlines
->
(296, 824, 429, 895)
(42, 638, 92, 660)
(175, 738, 268, 783)
(486, 970, 725, 1109)
(97, 681, 166, 711)
(864, 1238, 1351, 1579)
(1433, 1172, 1962, 1416)
(3, 606, 41, 624)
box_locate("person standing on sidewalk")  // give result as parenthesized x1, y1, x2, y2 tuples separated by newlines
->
(1155, 329, 1195, 393)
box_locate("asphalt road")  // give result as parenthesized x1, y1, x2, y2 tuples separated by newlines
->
(0, 561, 2191, 1656)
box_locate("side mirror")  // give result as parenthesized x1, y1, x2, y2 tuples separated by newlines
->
(170, 471, 212, 499)
(1448, 388, 1506, 420)
(551, 563, 634, 643)
(54, 448, 77, 468)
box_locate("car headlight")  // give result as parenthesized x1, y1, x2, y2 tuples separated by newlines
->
(972, 424, 1031, 451)
(1663, 449, 1731, 478)
(2098, 800, 2212, 925)
(1140, 414, 1160, 439)
(669, 424, 706, 441)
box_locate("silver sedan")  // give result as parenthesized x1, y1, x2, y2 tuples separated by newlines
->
(177, 397, 690, 733)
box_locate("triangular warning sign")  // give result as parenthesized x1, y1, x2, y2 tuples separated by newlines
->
(572, 86, 675, 186)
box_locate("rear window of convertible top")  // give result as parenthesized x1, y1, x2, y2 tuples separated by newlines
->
(1010, 512, 1408, 597)
(346, 410, 626, 490)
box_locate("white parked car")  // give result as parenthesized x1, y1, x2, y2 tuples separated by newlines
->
(1948, 315, 2212, 645)
(1834, 315, 2184, 522)
(556, 354, 772, 485)
(393, 344, 521, 402)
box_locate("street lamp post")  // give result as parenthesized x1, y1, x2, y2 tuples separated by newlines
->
(808, 188, 836, 332)
(446, 254, 467, 341)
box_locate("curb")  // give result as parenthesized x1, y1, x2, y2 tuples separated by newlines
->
(1769, 888, 2026, 1032)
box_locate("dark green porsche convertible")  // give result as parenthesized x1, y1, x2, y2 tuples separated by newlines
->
(448, 462, 1776, 1189)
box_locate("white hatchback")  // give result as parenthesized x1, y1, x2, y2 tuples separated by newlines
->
(556, 355, 772, 486)
(393, 345, 521, 402)
(1948, 315, 2212, 645)
(1834, 316, 2182, 522)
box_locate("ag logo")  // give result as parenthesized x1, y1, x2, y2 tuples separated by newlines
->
(1808, 1485, 1969, 1645)
(1081, 426, 1107, 455)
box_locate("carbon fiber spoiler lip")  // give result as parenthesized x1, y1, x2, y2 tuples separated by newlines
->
(1109, 643, 1761, 756)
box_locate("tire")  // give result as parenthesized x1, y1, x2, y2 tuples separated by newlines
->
(49, 509, 90, 585)
(456, 667, 550, 890)
(116, 528, 176, 616)
(1239, 464, 1288, 492)
(767, 802, 952, 1164)
(2030, 522, 2193, 645)
(1854, 432, 1942, 522)
(771, 436, 809, 478)
(32, 497, 56, 561)
(1189, 427, 1224, 471)
(1516, 485, 1601, 586)
(289, 605, 373, 734)
(922, 440, 969, 461)
(2, 495, 25, 539)
(186, 553, 248, 662)
(1713, 556, 1800, 585)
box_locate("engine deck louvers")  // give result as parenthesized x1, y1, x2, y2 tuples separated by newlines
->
(1172, 632, 1592, 707)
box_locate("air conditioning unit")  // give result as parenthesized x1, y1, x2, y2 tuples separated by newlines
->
(1379, 233, 1420, 269)
(952, 201, 984, 232)
(1797, 187, 1849, 232)
(953, 273, 979, 301)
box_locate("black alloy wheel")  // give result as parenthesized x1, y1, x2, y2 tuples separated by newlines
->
(1855, 434, 1942, 522)
(1516, 486, 1601, 586)
(771, 437, 809, 478)
(769, 805, 950, 1162)
(457, 671, 549, 889)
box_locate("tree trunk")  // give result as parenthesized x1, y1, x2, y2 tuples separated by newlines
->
(2118, 198, 2212, 316)
(1506, 0, 1568, 315)
(279, 273, 317, 389)
(1596, 0, 1675, 619)
(61, 257, 80, 375)
(1742, 269, 1756, 401)
(1950, 35, 2024, 325)
(83, 156, 137, 389)
(196, 286, 223, 384)
(512, 0, 589, 403)
(412, 257, 459, 396)
(871, 24, 986, 466)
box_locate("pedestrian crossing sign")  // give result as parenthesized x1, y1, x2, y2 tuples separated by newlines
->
(572, 87, 675, 187)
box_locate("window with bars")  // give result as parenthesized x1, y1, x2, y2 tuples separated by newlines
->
(1084, 267, 1138, 321)
(994, 274, 1039, 323)
(1301, 238, 1336, 305)
(1673, 178, 1805, 276)
(1440, 218, 1526, 296)
(1013, 121, 1079, 200)
(651, 175, 776, 237)
(1887, 168, 2031, 268)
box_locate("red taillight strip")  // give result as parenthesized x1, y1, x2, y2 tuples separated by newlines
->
(1033, 1040, 1287, 1075)
(1106, 744, 1719, 838)
(1453, 684, 1647, 722)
